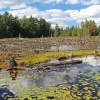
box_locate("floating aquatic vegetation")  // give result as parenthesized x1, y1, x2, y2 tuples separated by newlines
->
(82, 82, 90, 86)
(84, 87, 88, 91)
(97, 90, 100, 97)
(1, 54, 100, 99)
(77, 91, 82, 96)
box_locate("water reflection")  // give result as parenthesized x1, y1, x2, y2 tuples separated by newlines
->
(0, 56, 100, 98)
(50, 45, 77, 51)
(0, 87, 14, 99)
(8, 70, 18, 80)
(50, 43, 100, 51)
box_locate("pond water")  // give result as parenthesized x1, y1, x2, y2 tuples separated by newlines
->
(0, 56, 100, 99)
(50, 45, 78, 51)
(50, 40, 100, 51)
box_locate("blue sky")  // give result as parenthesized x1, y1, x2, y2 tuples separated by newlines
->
(0, 0, 100, 28)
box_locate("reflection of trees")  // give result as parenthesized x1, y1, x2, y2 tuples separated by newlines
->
(0, 88, 14, 99)
(9, 70, 18, 80)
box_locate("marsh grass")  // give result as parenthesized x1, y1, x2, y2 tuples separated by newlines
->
(0, 49, 99, 68)
(0, 53, 10, 68)
(44, 50, 94, 58)
(72, 50, 94, 57)
(16, 53, 50, 65)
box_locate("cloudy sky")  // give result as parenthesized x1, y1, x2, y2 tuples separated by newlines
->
(0, 0, 100, 28)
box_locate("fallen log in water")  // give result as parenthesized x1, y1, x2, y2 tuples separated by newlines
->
(6, 66, 37, 71)
(37, 60, 82, 67)
(6, 60, 82, 71)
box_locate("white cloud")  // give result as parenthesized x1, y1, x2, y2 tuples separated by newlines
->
(81, 0, 100, 5)
(9, 6, 39, 18)
(73, 5, 100, 20)
(0, 0, 43, 9)
(0, 0, 100, 28)
(36, 0, 63, 4)
(10, 3, 26, 10)
(70, 5, 100, 26)
(9, 7, 73, 28)
(46, 9, 64, 17)
(66, 0, 100, 5)
(0, 0, 100, 9)
(8, 4, 100, 28)
(66, 0, 79, 4)
(0, 0, 63, 9)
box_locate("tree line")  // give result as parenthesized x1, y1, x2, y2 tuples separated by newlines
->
(55, 19, 100, 37)
(0, 12, 100, 38)
(0, 12, 51, 38)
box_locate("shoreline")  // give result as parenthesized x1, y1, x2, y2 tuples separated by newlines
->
(0, 49, 100, 69)
(0, 37, 100, 69)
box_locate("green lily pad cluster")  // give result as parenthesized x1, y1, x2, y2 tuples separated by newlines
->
(6, 71, 100, 100)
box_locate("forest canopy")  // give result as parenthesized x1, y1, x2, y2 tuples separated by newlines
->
(0, 12, 100, 38)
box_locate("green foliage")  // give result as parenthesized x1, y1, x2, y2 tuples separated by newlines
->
(0, 12, 100, 38)
(60, 19, 99, 37)
(0, 12, 51, 38)
(54, 24, 60, 37)
(80, 19, 97, 36)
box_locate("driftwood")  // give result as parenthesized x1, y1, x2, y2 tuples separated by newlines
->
(37, 60, 82, 67)
(6, 60, 82, 71)
(6, 66, 36, 71)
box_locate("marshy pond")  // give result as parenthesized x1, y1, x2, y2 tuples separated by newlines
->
(0, 56, 100, 99)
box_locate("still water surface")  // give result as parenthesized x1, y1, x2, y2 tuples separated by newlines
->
(0, 56, 100, 99)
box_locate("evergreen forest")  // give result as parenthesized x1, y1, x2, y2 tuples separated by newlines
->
(0, 12, 100, 38)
